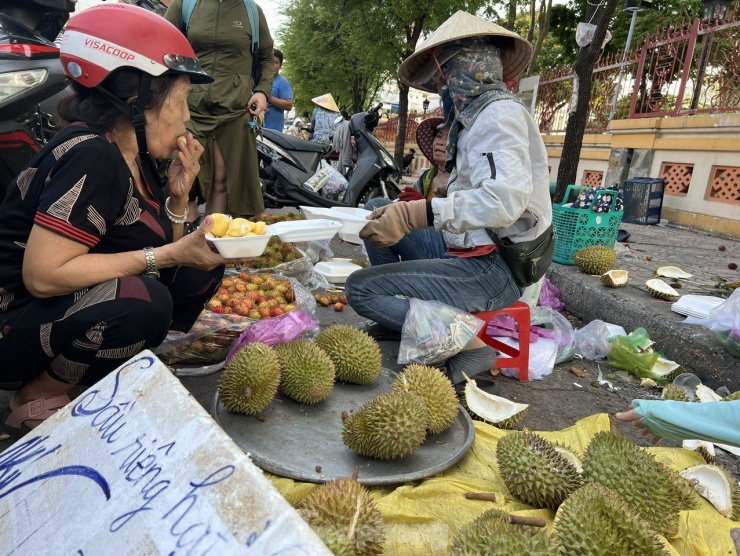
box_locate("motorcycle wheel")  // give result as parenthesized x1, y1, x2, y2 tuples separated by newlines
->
(356, 182, 399, 208)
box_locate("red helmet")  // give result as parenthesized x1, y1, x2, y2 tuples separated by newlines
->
(60, 4, 212, 88)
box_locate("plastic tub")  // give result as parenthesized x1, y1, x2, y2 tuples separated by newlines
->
(205, 232, 272, 258)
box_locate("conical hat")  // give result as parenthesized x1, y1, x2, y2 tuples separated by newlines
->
(398, 11, 532, 93)
(311, 93, 339, 113)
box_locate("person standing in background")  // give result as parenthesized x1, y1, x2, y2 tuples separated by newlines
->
(264, 48, 293, 131)
(332, 110, 352, 175)
(165, 0, 274, 225)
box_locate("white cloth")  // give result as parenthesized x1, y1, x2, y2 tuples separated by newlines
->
(431, 99, 552, 249)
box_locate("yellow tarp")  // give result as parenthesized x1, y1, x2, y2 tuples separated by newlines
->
(269, 414, 740, 555)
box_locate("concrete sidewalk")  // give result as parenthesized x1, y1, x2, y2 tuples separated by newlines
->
(548, 222, 740, 390)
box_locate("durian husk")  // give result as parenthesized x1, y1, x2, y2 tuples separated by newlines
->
(218, 342, 281, 415)
(342, 391, 428, 460)
(392, 364, 458, 435)
(554, 483, 672, 555)
(496, 432, 583, 510)
(451, 508, 559, 556)
(316, 324, 382, 385)
(719, 280, 740, 291)
(655, 266, 693, 279)
(582, 431, 697, 537)
(651, 358, 684, 382)
(275, 339, 335, 404)
(573, 245, 617, 275)
(645, 278, 680, 300)
(679, 464, 740, 520)
(661, 383, 690, 402)
(722, 390, 740, 401)
(600, 269, 629, 287)
(297, 478, 385, 556)
(696, 384, 723, 402)
(463, 373, 528, 429)
(682, 439, 716, 464)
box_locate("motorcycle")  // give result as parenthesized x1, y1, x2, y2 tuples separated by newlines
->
(257, 103, 401, 209)
(0, 0, 74, 199)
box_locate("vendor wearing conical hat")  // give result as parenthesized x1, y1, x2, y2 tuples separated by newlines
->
(348, 11, 553, 385)
(310, 93, 340, 144)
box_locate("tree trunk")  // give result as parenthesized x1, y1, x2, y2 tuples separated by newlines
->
(526, 0, 537, 43)
(394, 82, 410, 167)
(554, 0, 619, 203)
(506, 0, 517, 31)
(527, 0, 553, 76)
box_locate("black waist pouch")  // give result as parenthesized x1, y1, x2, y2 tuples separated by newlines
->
(487, 224, 555, 288)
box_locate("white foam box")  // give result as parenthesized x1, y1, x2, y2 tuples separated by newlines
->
(314, 260, 363, 284)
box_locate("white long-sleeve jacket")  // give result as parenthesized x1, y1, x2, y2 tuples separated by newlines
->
(431, 99, 552, 249)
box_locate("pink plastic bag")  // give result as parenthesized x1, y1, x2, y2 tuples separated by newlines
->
(226, 310, 319, 363)
(538, 277, 565, 311)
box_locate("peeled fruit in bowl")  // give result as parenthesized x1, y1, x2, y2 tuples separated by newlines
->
(222, 218, 269, 238)
(210, 213, 232, 237)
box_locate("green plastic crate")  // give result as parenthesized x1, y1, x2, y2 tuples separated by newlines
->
(552, 185, 623, 265)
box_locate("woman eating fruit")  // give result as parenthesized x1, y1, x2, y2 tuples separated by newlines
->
(0, 5, 230, 435)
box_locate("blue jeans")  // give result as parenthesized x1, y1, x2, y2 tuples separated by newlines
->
(363, 198, 447, 266)
(345, 251, 522, 332)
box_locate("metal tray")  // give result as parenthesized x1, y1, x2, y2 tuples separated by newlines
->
(211, 368, 475, 486)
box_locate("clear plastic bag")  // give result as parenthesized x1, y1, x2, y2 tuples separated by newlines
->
(576, 22, 597, 47)
(236, 247, 331, 291)
(303, 160, 333, 192)
(398, 299, 484, 365)
(574, 319, 612, 360)
(531, 306, 576, 363)
(319, 161, 349, 200)
(684, 289, 740, 357)
(497, 336, 558, 381)
(606, 336, 662, 382)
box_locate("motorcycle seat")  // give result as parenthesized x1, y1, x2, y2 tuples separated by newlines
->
(261, 129, 329, 154)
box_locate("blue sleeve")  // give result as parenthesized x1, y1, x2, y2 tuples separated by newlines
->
(632, 399, 740, 446)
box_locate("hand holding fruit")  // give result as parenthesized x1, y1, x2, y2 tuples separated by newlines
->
(168, 133, 204, 200)
(209, 214, 269, 238)
(170, 215, 230, 270)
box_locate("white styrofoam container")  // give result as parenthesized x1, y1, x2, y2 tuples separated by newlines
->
(205, 232, 272, 258)
(300, 206, 371, 235)
(267, 219, 342, 242)
(314, 260, 363, 284)
(338, 231, 363, 245)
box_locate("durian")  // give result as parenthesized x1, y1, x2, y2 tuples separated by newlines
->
(552, 443, 584, 474)
(343, 391, 427, 460)
(463, 373, 528, 429)
(392, 364, 458, 435)
(275, 339, 335, 404)
(316, 324, 382, 385)
(655, 266, 692, 279)
(720, 280, 740, 291)
(682, 439, 716, 463)
(450, 508, 559, 556)
(297, 478, 385, 555)
(218, 342, 281, 415)
(573, 245, 617, 275)
(696, 384, 723, 402)
(679, 464, 740, 520)
(582, 431, 696, 536)
(651, 358, 685, 382)
(554, 483, 671, 555)
(661, 383, 690, 402)
(722, 390, 740, 401)
(496, 432, 583, 510)
(600, 269, 629, 287)
(645, 279, 680, 300)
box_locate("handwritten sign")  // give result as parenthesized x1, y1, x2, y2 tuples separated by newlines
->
(0, 350, 330, 555)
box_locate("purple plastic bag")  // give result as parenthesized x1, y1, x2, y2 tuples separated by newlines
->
(226, 310, 319, 363)
(486, 315, 558, 343)
(538, 277, 565, 311)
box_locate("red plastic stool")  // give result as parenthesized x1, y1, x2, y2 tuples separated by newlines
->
(473, 301, 531, 382)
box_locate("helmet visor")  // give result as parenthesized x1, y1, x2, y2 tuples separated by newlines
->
(163, 53, 213, 84)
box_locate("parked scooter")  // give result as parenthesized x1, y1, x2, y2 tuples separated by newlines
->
(257, 103, 401, 209)
(0, 1, 74, 199)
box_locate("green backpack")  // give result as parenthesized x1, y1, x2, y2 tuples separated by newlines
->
(181, 0, 262, 83)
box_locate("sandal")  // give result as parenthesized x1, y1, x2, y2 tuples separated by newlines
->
(3, 395, 71, 436)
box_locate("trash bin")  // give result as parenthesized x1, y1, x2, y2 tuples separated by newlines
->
(621, 178, 665, 225)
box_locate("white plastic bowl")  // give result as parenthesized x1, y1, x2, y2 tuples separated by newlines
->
(205, 232, 272, 258)
(314, 260, 363, 284)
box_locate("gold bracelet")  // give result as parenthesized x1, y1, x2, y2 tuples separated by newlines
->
(165, 196, 189, 224)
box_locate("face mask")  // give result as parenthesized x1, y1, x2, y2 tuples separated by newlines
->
(441, 86, 453, 119)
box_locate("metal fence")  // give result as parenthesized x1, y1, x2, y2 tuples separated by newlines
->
(535, 4, 740, 133)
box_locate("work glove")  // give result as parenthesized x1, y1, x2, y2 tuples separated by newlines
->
(398, 186, 425, 202)
(359, 199, 429, 248)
